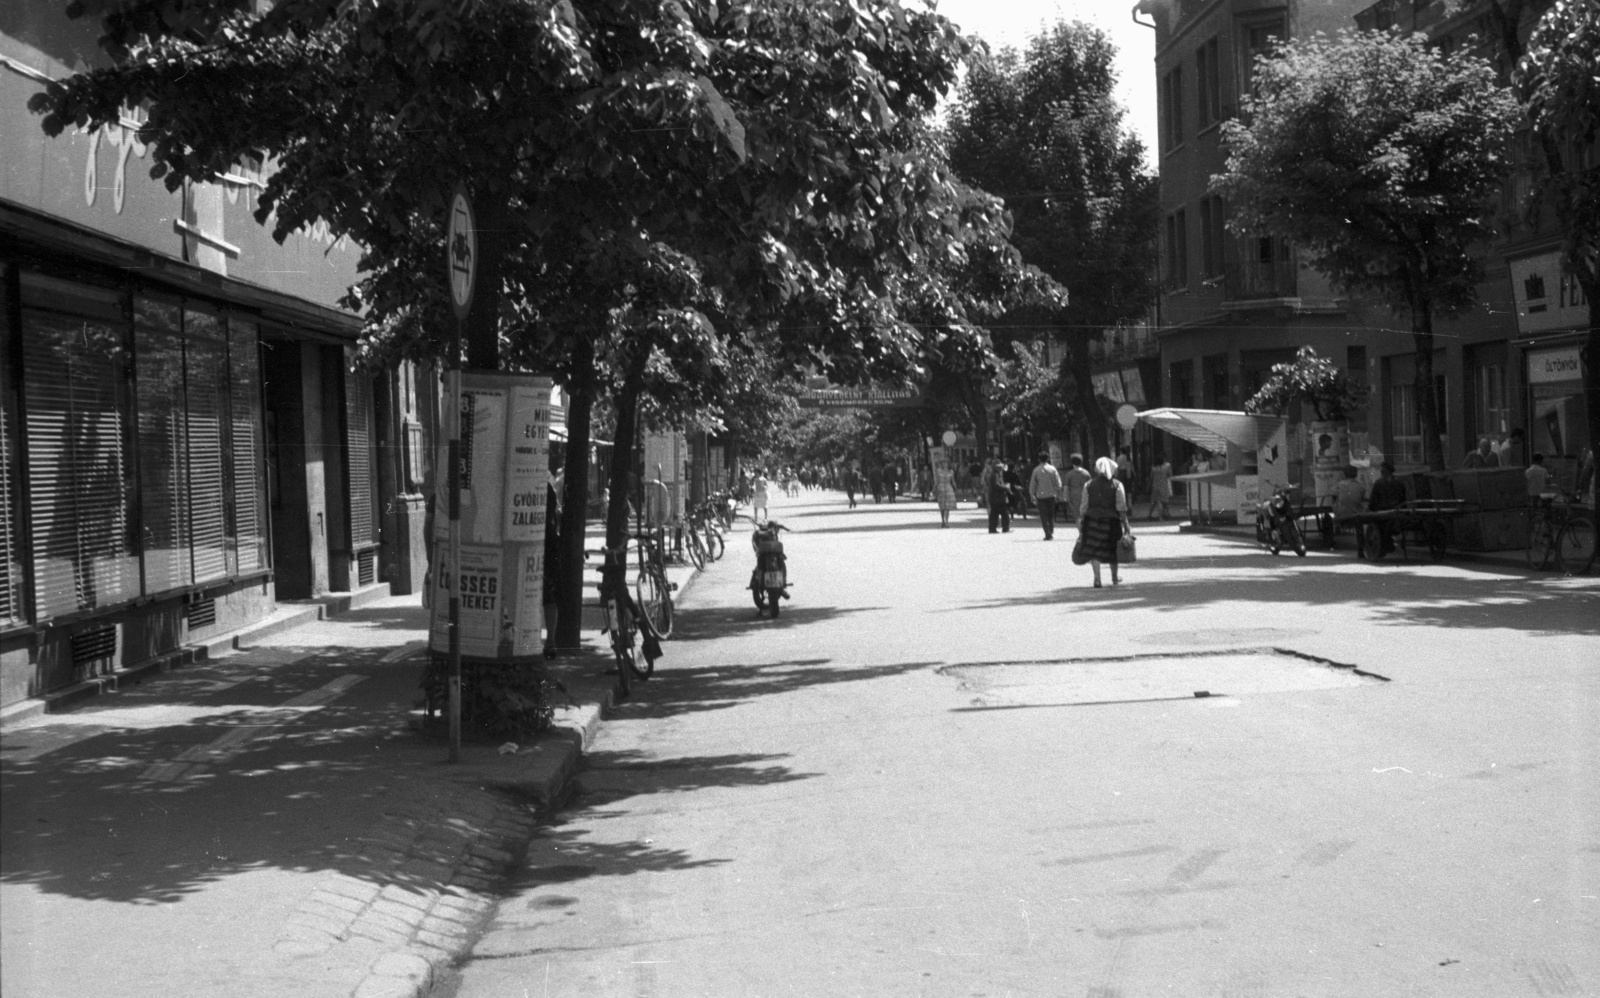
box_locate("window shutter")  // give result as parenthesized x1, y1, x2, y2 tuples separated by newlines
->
(0, 355, 19, 627)
(135, 309, 192, 594)
(184, 311, 228, 584)
(346, 368, 375, 549)
(22, 309, 138, 618)
(229, 321, 266, 573)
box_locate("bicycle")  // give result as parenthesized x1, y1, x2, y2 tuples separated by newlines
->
(589, 543, 654, 695)
(1528, 492, 1596, 575)
(688, 499, 726, 562)
(632, 530, 676, 639)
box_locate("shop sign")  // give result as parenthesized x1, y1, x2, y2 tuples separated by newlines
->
(797, 386, 921, 408)
(1091, 371, 1125, 402)
(1510, 251, 1589, 335)
(430, 371, 552, 661)
(1119, 367, 1146, 405)
(1527, 345, 1584, 385)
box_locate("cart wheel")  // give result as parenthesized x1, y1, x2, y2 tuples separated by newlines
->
(1426, 523, 1448, 559)
(1360, 524, 1383, 560)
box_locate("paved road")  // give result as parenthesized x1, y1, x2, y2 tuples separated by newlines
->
(444, 491, 1599, 998)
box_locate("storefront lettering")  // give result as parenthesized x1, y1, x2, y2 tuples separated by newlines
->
(81, 109, 149, 214)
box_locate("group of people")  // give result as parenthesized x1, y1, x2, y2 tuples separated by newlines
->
(977, 451, 1138, 587)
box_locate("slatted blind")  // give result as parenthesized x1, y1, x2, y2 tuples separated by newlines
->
(134, 300, 191, 594)
(183, 311, 228, 584)
(0, 272, 19, 626)
(346, 367, 375, 549)
(21, 286, 138, 619)
(229, 321, 266, 573)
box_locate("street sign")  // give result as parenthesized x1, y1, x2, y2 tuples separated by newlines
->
(1116, 403, 1140, 430)
(447, 186, 477, 326)
(796, 386, 922, 409)
(941, 430, 958, 447)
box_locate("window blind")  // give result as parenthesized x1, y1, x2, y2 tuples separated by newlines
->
(184, 311, 229, 584)
(229, 321, 267, 573)
(346, 368, 375, 549)
(0, 347, 19, 627)
(135, 304, 192, 594)
(22, 310, 138, 618)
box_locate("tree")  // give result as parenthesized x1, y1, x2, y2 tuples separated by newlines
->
(33, 0, 986, 644)
(1515, 0, 1600, 466)
(946, 19, 1159, 459)
(1211, 30, 1521, 470)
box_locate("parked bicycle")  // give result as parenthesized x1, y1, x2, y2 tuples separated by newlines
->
(632, 530, 677, 639)
(688, 498, 726, 563)
(588, 542, 658, 698)
(1527, 492, 1596, 575)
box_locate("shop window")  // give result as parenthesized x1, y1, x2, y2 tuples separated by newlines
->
(1474, 363, 1509, 439)
(0, 271, 22, 628)
(231, 321, 267, 573)
(1389, 381, 1422, 465)
(134, 299, 192, 594)
(20, 275, 139, 620)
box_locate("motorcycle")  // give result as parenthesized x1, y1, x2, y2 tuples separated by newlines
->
(749, 520, 791, 617)
(1255, 484, 1308, 557)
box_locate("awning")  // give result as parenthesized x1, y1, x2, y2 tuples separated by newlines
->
(1136, 407, 1286, 453)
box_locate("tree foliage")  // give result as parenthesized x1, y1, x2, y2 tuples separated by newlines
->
(1243, 346, 1369, 422)
(945, 19, 1158, 457)
(1211, 29, 1520, 469)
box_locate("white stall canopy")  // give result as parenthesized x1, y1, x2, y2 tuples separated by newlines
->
(1136, 407, 1290, 522)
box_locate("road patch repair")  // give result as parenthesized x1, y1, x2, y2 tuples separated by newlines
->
(942, 648, 1387, 710)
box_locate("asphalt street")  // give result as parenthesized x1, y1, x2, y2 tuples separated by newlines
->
(443, 490, 1599, 998)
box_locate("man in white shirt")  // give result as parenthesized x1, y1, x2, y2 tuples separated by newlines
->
(1029, 451, 1064, 540)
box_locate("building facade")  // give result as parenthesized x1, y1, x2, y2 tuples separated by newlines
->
(0, 8, 428, 710)
(1135, 0, 1586, 490)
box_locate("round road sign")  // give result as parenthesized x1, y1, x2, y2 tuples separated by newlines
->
(941, 430, 958, 447)
(447, 187, 477, 325)
(1116, 403, 1140, 430)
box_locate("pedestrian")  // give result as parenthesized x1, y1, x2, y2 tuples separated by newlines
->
(1113, 448, 1134, 506)
(844, 466, 858, 509)
(1366, 460, 1408, 558)
(752, 468, 771, 523)
(1525, 452, 1549, 498)
(1498, 427, 1526, 468)
(1003, 459, 1025, 519)
(1074, 456, 1129, 588)
(884, 463, 899, 503)
(542, 462, 564, 658)
(918, 463, 933, 502)
(1062, 453, 1091, 524)
(1147, 455, 1173, 521)
(934, 460, 957, 527)
(983, 459, 1012, 533)
(868, 465, 883, 504)
(1462, 438, 1500, 469)
(1029, 450, 1063, 540)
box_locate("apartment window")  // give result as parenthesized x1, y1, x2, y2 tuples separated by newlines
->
(1161, 67, 1184, 150)
(1240, 20, 1285, 101)
(1166, 209, 1189, 289)
(1196, 37, 1221, 128)
(1199, 196, 1227, 278)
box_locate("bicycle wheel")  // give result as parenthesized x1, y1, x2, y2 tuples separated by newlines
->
(685, 526, 706, 570)
(611, 602, 638, 694)
(1557, 517, 1596, 575)
(635, 565, 673, 639)
(704, 523, 725, 562)
(1526, 518, 1554, 570)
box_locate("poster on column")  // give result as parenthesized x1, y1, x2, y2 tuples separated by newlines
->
(429, 371, 553, 662)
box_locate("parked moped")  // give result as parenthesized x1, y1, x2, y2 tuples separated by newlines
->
(749, 521, 791, 617)
(1256, 484, 1308, 557)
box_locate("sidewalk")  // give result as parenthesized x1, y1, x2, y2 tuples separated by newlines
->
(0, 530, 709, 998)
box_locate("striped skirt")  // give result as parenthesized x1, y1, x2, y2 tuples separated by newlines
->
(1078, 513, 1123, 563)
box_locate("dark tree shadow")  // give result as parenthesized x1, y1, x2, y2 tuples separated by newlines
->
(605, 657, 942, 720)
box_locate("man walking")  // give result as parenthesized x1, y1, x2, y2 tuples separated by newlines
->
(1147, 455, 1173, 521)
(983, 459, 1012, 533)
(1062, 454, 1092, 524)
(1029, 451, 1063, 539)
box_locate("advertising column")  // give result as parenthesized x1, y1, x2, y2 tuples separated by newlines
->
(430, 371, 552, 662)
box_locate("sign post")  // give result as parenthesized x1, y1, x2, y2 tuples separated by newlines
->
(445, 185, 476, 764)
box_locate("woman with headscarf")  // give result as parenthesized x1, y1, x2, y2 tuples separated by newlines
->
(1075, 456, 1129, 587)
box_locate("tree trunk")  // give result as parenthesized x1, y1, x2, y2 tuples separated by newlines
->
(605, 347, 649, 551)
(554, 337, 595, 649)
(463, 193, 506, 371)
(1412, 295, 1445, 471)
(1064, 334, 1108, 459)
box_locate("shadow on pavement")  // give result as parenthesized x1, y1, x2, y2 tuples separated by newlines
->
(669, 605, 889, 637)
(0, 646, 496, 906)
(614, 657, 941, 721)
(957, 566, 1600, 637)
